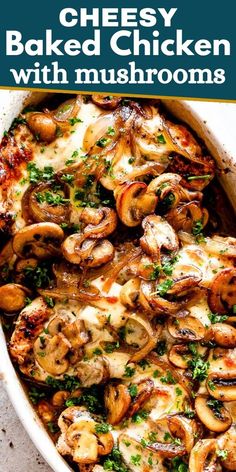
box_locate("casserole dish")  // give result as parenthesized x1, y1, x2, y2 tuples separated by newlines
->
(0, 90, 236, 472)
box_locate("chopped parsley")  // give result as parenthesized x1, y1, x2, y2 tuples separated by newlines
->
(46, 375, 81, 392)
(154, 279, 173, 297)
(107, 126, 115, 136)
(47, 422, 60, 434)
(156, 134, 166, 144)
(103, 447, 128, 472)
(29, 387, 46, 404)
(61, 173, 74, 184)
(68, 117, 83, 125)
(131, 410, 149, 424)
(27, 162, 54, 183)
(160, 370, 177, 385)
(188, 357, 209, 382)
(131, 455, 141, 466)
(128, 384, 138, 398)
(24, 264, 51, 289)
(192, 219, 203, 236)
(207, 399, 224, 419)
(208, 312, 228, 324)
(124, 366, 136, 378)
(217, 449, 228, 461)
(44, 296, 54, 308)
(155, 340, 167, 356)
(36, 191, 70, 206)
(95, 423, 111, 434)
(96, 137, 111, 148)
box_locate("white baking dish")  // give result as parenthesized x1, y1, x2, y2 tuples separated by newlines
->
(0, 90, 236, 472)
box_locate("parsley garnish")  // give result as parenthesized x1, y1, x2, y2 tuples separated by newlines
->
(95, 423, 111, 434)
(157, 134, 166, 144)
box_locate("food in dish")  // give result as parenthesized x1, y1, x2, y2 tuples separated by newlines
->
(0, 93, 236, 471)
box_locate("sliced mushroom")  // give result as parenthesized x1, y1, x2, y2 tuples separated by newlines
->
(195, 396, 232, 433)
(104, 383, 131, 425)
(25, 182, 70, 224)
(62, 320, 89, 350)
(140, 215, 179, 263)
(128, 379, 154, 417)
(120, 278, 140, 308)
(52, 390, 70, 407)
(76, 357, 110, 387)
(206, 372, 236, 401)
(62, 235, 114, 267)
(57, 407, 113, 464)
(168, 415, 197, 453)
(139, 279, 190, 316)
(13, 223, 64, 259)
(205, 323, 236, 348)
(208, 269, 236, 314)
(168, 344, 191, 369)
(217, 424, 236, 470)
(81, 207, 117, 239)
(92, 95, 121, 110)
(34, 333, 70, 375)
(166, 202, 208, 233)
(189, 439, 218, 472)
(26, 112, 57, 143)
(124, 314, 159, 362)
(168, 316, 206, 342)
(84, 240, 114, 268)
(114, 181, 157, 227)
(147, 173, 202, 207)
(0, 283, 30, 312)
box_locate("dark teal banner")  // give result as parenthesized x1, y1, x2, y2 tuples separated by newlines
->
(0, 0, 235, 100)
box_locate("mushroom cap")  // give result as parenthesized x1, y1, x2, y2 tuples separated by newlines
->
(13, 222, 64, 259)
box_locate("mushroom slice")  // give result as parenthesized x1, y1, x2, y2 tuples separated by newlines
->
(104, 383, 131, 425)
(217, 425, 236, 470)
(13, 222, 64, 259)
(62, 235, 114, 267)
(205, 323, 236, 348)
(34, 333, 70, 375)
(195, 396, 232, 433)
(128, 379, 154, 417)
(26, 112, 57, 143)
(189, 439, 218, 472)
(76, 357, 110, 387)
(61, 233, 83, 264)
(26, 182, 70, 224)
(140, 215, 179, 263)
(0, 283, 30, 312)
(120, 278, 140, 309)
(168, 316, 206, 342)
(62, 320, 89, 350)
(139, 279, 189, 316)
(59, 413, 113, 464)
(91, 94, 121, 109)
(81, 207, 117, 239)
(168, 415, 197, 453)
(168, 344, 191, 369)
(124, 314, 159, 362)
(166, 201, 208, 233)
(114, 181, 157, 227)
(206, 371, 236, 401)
(208, 269, 236, 314)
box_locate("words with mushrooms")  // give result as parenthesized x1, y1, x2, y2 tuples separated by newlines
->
(1, 93, 236, 472)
